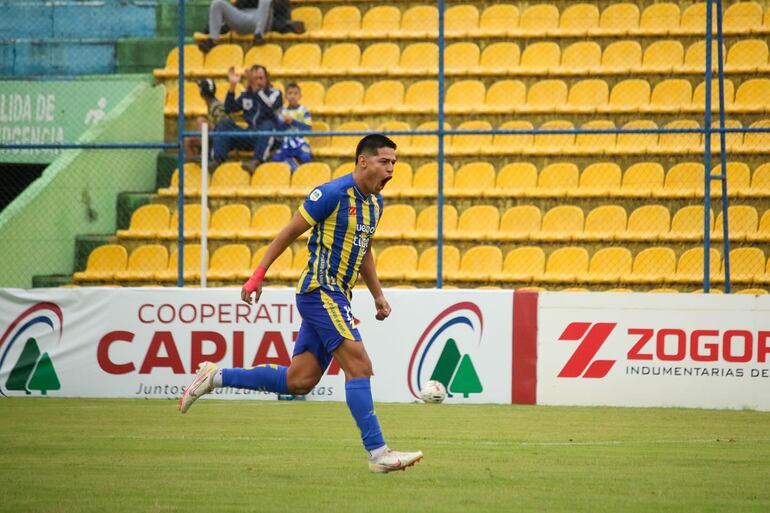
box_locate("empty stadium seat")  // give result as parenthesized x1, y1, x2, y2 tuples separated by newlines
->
(446, 5, 480, 36)
(559, 3, 600, 36)
(352, 6, 400, 39)
(619, 162, 665, 198)
(676, 2, 718, 35)
(670, 248, 721, 285)
(295, 81, 325, 110)
(657, 119, 702, 154)
(279, 43, 322, 74)
(734, 79, 770, 113)
(163, 82, 206, 117)
(288, 162, 331, 195)
(571, 162, 621, 196)
(543, 247, 589, 283)
(644, 79, 692, 113)
(446, 42, 481, 74)
(748, 209, 770, 242)
(483, 80, 526, 114)
(323, 121, 369, 156)
(724, 1, 764, 33)
(356, 43, 400, 74)
(398, 6, 438, 37)
(612, 120, 658, 154)
(622, 247, 677, 284)
(498, 205, 542, 241)
(409, 121, 450, 156)
(209, 162, 250, 198)
(244, 44, 282, 71)
(396, 80, 437, 114)
(559, 79, 609, 113)
(561, 42, 602, 74)
(578, 205, 627, 241)
(451, 245, 503, 282)
(154, 45, 203, 78)
(540, 205, 584, 241)
(73, 244, 128, 282)
(711, 162, 751, 197)
(712, 205, 759, 240)
(376, 204, 416, 239)
(681, 40, 723, 73)
(534, 162, 579, 197)
(319, 80, 364, 115)
(688, 79, 735, 113)
(381, 161, 413, 197)
(316, 6, 361, 38)
(598, 79, 650, 113)
(320, 43, 361, 74)
(720, 247, 765, 284)
(208, 204, 250, 239)
(207, 244, 250, 281)
(407, 162, 454, 197)
(115, 244, 169, 282)
(502, 246, 545, 282)
(742, 120, 770, 153)
(486, 120, 533, 155)
(161, 205, 208, 240)
(243, 162, 291, 198)
(663, 205, 711, 241)
(532, 120, 575, 154)
(634, 3, 680, 36)
(623, 205, 671, 240)
(447, 120, 492, 156)
(594, 3, 640, 35)
(448, 162, 495, 197)
(580, 247, 633, 284)
(476, 43, 520, 75)
(573, 120, 616, 155)
(355, 80, 404, 113)
(640, 40, 684, 73)
(726, 39, 768, 72)
(156, 245, 205, 283)
(656, 162, 705, 198)
(445, 80, 485, 114)
(406, 245, 460, 282)
(487, 162, 537, 197)
(475, 4, 520, 37)
(376, 245, 418, 280)
(117, 204, 170, 239)
(414, 204, 458, 239)
(198, 44, 243, 76)
(601, 41, 642, 73)
(518, 4, 559, 35)
(520, 42, 561, 75)
(450, 205, 500, 240)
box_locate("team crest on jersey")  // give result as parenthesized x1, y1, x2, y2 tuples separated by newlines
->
(243, 98, 253, 110)
(348, 206, 357, 216)
(309, 189, 322, 201)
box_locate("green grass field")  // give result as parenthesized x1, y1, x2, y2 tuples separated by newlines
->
(1, 398, 769, 513)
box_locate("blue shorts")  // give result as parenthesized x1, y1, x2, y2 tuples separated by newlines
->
(294, 288, 361, 371)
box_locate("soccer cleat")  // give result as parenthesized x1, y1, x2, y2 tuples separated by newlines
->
(179, 361, 218, 414)
(368, 449, 424, 473)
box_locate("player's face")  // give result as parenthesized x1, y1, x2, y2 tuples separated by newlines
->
(361, 147, 396, 194)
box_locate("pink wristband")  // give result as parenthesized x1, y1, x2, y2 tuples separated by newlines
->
(244, 266, 266, 293)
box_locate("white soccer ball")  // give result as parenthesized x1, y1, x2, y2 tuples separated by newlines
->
(420, 380, 447, 404)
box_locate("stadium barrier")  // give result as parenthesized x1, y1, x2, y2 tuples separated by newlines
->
(0, 287, 767, 411)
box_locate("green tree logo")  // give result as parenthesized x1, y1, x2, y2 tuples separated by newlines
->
(429, 338, 483, 398)
(5, 337, 61, 395)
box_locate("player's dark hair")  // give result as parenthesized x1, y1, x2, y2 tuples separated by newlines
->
(355, 134, 397, 162)
(250, 64, 271, 88)
(286, 82, 301, 92)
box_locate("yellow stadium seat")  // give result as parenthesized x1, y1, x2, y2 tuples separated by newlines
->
(409, 121, 450, 156)
(620, 162, 665, 198)
(711, 161, 751, 197)
(720, 247, 765, 284)
(396, 80, 437, 114)
(446, 5, 479, 36)
(382, 161, 413, 197)
(598, 79, 650, 113)
(475, 5, 520, 37)
(476, 43, 520, 75)
(746, 162, 770, 198)
(676, 2, 718, 35)
(451, 245, 503, 282)
(352, 6, 401, 39)
(622, 247, 677, 284)
(561, 42, 602, 74)
(161, 205, 208, 240)
(680, 40, 723, 73)
(724, 1, 764, 33)
(163, 82, 206, 117)
(559, 79, 609, 113)
(408, 162, 454, 198)
(634, 3, 680, 36)
(376, 245, 418, 280)
(114, 244, 168, 282)
(623, 205, 670, 240)
(209, 162, 250, 198)
(518, 4, 559, 35)
(332, 162, 355, 180)
(208, 204, 251, 239)
(578, 204, 627, 241)
(376, 204, 416, 239)
(248, 245, 292, 281)
(594, 3, 640, 35)
(726, 39, 768, 72)
(294, 81, 324, 111)
(601, 41, 642, 74)
(448, 162, 495, 198)
(396, 43, 438, 76)
(734, 79, 770, 113)
(448, 120, 492, 156)
(640, 40, 684, 73)
(502, 247, 545, 282)
(73, 244, 128, 282)
(656, 162, 704, 198)
(276, 245, 309, 281)
(485, 120, 533, 155)
(156, 245, 205, 283)
(663, 205, 711, 241)
(527, 80, 568, 112)
(543, 247, 590, 283)
(532, 120, 575, 155)
(579, 247, 633, 284)
(414, 205, 458, 240)
(243, 44, 282, 71)
(573, 120, 616, 155)
(643, 79, 692, 113)
(319, 80, 364, 115)
(449, 205, 500, 240)
(406, 245, 460, 282)
(540, 205, 584, 241)
(198, 44, 243, 76)
(737, 288, 768, 294)
(487, 162, 537, 198)
(316, 6, 361, 38)
(741, 120, 770, 154)
(712, 205, 758, 240)
(117, 204, 170, 239)
(207, 244, 250, 281)
(289, 6, 322, 33)
(707, 119, 744, 153)
(612, 120, 658, 154)
(154, 45, 203, 78)
(499, 205, 542, 241)
(279, 44, 322, 74)
(657, 119, 702, 154)
(483, 81, 526, 114)
(748, 209, 770, 241)
(446, 42, 481, 74)
(357, 43, 400, 74)
(519, 42, 561, 75)
(243, 162, 291, 198)
(571, 162, 621, 197)
(445, 80, 485, 114)
(355, 80, 404, 113)
(534, 162, 579, 197)
(288, 162, 331, 195)
(327, 121, 369, 155)
(688, 79, 735, 113)
(559, 3, 600, 36)
(376, 121, 411, 159)
(399, 6, 438, 37)
(303, 120, 331, 154)
(320, 43, 361, 74)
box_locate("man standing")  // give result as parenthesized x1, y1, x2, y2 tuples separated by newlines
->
(180, 135, 423, 474)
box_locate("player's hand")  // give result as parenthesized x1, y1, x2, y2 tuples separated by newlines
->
(241, 283, 262, 305)
(228, 66, 241, 86)
(374, 295, 391, 321)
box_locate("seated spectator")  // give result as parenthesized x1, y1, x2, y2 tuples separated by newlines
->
(184, 78, 231, 161)
(271, 82, 312, 172)
(212, 65, 282, 171)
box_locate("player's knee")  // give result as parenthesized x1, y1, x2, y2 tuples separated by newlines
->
(345, 354, 373, 379)
(286, 375, 318, 395)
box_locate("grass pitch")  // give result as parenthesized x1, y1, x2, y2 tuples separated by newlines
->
(1, 399, 769, 513)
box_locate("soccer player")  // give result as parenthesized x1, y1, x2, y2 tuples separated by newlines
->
(180, 135, 423, 473)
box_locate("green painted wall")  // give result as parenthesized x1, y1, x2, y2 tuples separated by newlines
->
(0, 82, 165, 288)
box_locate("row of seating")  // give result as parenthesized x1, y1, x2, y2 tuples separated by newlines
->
(120, 201, 770, 243)
(163, 77, 770, 117)
(155, 38, 770, 79)
(73, 242, 770, 286)
(162, 160, 770, 200)
(190, 3, 770, 43)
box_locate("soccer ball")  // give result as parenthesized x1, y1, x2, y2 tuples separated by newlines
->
(419, 380, 447, 404)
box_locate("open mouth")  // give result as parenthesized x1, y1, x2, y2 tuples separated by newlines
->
(379, 176, 392, 188)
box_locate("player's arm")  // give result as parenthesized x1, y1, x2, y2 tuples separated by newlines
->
(240, 211, 312, 304)
(360, 244, 391, 321)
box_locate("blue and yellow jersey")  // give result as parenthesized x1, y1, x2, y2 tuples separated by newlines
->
(297, 173, 383, 299)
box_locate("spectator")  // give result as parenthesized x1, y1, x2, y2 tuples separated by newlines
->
(271, 82, 312, 172)
(184, 79, 231, 161)
(199, 0, 305, 53)
(212, 65, 282, 171)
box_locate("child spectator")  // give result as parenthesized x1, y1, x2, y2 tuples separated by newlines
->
(272, 82, 312, 172)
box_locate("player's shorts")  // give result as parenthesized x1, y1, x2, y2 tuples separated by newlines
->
(294, 288, 361, 371)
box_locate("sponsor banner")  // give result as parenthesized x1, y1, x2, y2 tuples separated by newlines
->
(0, 288, 513, 404)
(537, 292, 770, 411)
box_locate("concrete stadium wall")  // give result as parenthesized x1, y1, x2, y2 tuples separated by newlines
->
(0, 82, 165, 288)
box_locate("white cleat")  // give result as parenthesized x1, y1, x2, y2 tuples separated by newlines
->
(368, 449, 424, 473)
(179, 361, 218, 414)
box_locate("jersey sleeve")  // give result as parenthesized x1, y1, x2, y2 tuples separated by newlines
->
(298, 182, 338, 226)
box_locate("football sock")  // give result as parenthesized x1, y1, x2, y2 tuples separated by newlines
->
(345, 377, 386, 452)
(221, 365, 288, 394)
(212, 370, 223, 388)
